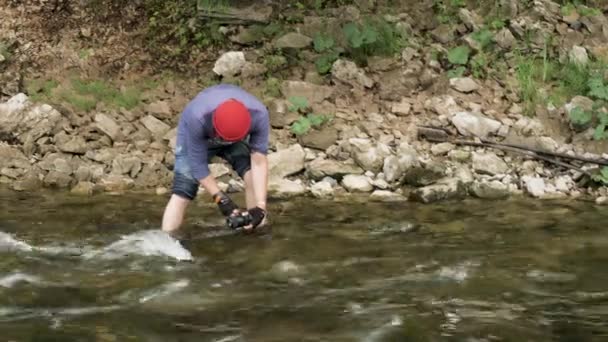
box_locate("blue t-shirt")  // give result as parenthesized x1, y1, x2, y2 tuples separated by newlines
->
(176, 84, 270, 181)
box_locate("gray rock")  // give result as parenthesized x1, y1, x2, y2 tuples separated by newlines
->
(280, 81, 334, 105)
(431, 142, 455, 156)
(70, 181, 100, 196)
(269, 99, 299, 128)
(403, 165, 446, 187)
(522, 176, 546, 198)
(341, 174, 373, 192)
(95, 113, 123, 141)
(451, 111, 501, 138)
(448, 149, 471, 162)
(596, 196, 608, 205)
(213, 51, 246, 77)
(569, 45, 589, 66)
(458, 8, 483, 30)
(370, 190, 406, 202)
(111, 155, 143, 178)
(349, 138, 391, 173)
(472, 152, 508, 175)
(0, 94, 63, 145)
(383, 143, 419, 183)
(0, 145, 30, 169)
(431, 24, 454, 43)
(331, 59, 374, 89)
(268, 178, 306, 198)
(310, 180, 334, 198)
(268, 144, 305, 179)
(449, 77, 479, 93)
(391, 99, 411, 116)
(56, 134, 87, 154)
(141, 115, 170, 137)
(85, 148, 119, 164)
(453, 164, 474, 184)
(299, 127, 338, 151)
(409, 178, 466, 203)
(209, 163, 231, 179)
(145, 101, 171, 119)
(428, 95, 462, 116)
(471, 180, 509, 199)
(43, 170, 73, 188)
(305, 158, 364, 181)
(495, 28, 516, 49)
(99, 175, 135, 192)
(274, 32, 312, 49)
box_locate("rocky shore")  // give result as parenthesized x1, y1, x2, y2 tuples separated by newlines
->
(1, 0, 607, 205)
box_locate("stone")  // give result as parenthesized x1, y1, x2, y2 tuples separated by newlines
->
(146, 101, 172, 119)
(403, 165, 445, 187)
(472, 152, 508, 175)
(56, 135, 87, 154)
(111, 155, 142, 178)
(349, 138, 391, 173)
(448, 149, 471, 162)
(431, 24, 454, 44)
(70, 181, 99, 196)
(449, 77, 479, 93)
(95, 113, 123, 141)
(370, 190, 407, 202)
(383, 142, 419, 183)
(280, 81, 334, 105)
(209, 163, 230, 179)
(213, 51, 246, 77)
(596, 196, 608, 205)
(268, 144, 305, 179)
(331, 59, 374, 89)
(0, 94, 63, 145)
(10, 170, 42, 191)
(428, 95, 462, 116)
(268, 99, 299, 128)
(522, 176, 546, 198)
(471, 180, 510, 199)
(156, 187, 168, 195)
(458, 8, 483, 30)
(341, 174, 373, 192)
(306, 158, 364, 181)
(310, 180, 334, 198)
(299, 127, 338, 151)
(43, 171, 73, 188)
(454, 164, 474, 185)
(409, 178, 466, 203)
(451, 111, 501, 138)
(495, 28, 516, 49)
(569, 45, 589, 66)
(0, 145, 30, 169)
(99, 175, 135, 192)
(268, 178, 306, 198)
(554, 175, 574, 192)
(85, 148, 119, 164)
(274, 32, 312, 49)
(140, 115, 171, 137)
(431, 142, 455, 156)
(391, 99, 411, 116)
(513, 117, 545, 136)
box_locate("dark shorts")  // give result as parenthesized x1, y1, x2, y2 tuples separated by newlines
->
(171, 142, 251, 200)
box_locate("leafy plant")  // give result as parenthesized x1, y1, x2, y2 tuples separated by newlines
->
(291, 113, 330, 135)
(588, 75, 608, 101)
(591, 166, 608, 185)
(471, 28, 494, 50)
(315, 51, 340, 74)
(263, 77, 281, 98)
(448, 46, 470, 65)
(313, 33, 335, 53)
(447, 66, 466, 79)
(288, 96, 309, 112)
(569, 106, 594, 126)
(593, 112, 608, 140)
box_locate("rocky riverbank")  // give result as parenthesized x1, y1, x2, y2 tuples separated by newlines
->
(1, 0, 607, 205)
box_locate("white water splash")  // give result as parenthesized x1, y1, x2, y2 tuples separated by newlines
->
(82, 230, 193, 261)
(436, 260, 481, 283)
(0, 272, 42, 288)
(361, 315, 403, 342)
(0, 232, 34, 252)
(138, 279, 190, 303)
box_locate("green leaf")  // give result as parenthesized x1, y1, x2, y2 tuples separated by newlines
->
(448, 46, 470, 65)
(288, 96, 309, 112)
(569, 106, 593, 125)
(291, 117, 311, 135)
(593, 123, 607, 140)
(588, 76, 608, 101)
(360, 24, 379, 45)
(447, 66, 466, 78)
(471, 28, 494, 49)
(315, 52, 339, 74)
(591, 167, 608, 185)
(313, 33, 335, 53)
(308, 113, 327, 126)
(343, 22, 363, 48)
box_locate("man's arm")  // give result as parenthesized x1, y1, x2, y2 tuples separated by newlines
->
(184, 113, 222, 200)
(250, 151, 268, 210)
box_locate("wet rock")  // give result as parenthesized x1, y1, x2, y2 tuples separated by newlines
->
(451, 111, 501, 138)
(95, 113, 123, 142)
(331, 59, 374, 89)
(270, 260, 304, 282)
(0, 145, 30, 169)
(449, 77, 479, 93)
(495, 28, 516, 49)
(299, 127, 338, 151)
(409, 178, 466, 203)
(141, 115, 170, 137)
(305, 158, 364, 181)
(370, 190, 406, 202)
(431, 142, 455, 156)
(111, 155, 142, 178)
(213, 51, 246, 77)
(280, 81, 334, 105)
(43, 171, 73, 188)
(341, 174, 373, 192)
(472, 152, 508, 175)
(596, 196, 608, 205)
(569, 45, 589, 66)
(11, 170, 42, 191)
(349, 138, 391, 173)
(268, 178, 306, 198)
(274, 32, 312, 49)
(403, 165, 445, 187)
(55, 133, 87, 154)
(70, 181, 101, 196)
(471, 180, 509, 199)
(310, 180, 334, 198)
(99, 174, 135, 192)
(522, 176, 546, 198)
(268, 144, 305, 179)
(0, 94, 63, 145)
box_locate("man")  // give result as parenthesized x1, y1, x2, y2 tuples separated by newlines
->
(161, 83, 270, 235)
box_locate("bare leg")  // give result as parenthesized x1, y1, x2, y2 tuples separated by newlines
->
(161, 194, 191, 233)
(243, 170, 256, 209)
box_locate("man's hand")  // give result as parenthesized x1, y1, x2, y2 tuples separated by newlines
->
(242, 207, 267, 232)
(212, 191, 239, 217)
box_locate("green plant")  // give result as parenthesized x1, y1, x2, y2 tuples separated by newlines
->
(569, 106, 594, 126)
(264, 54, 288, 73)
(448, 45, 470, 65)
(341, 17, 405, 65)
(434, 0, 466, 24)
(471, 28, 494, 50)
(591, 166, 608, 185)
(315, 51, 340, 74)
(287, 96, 309, 112)
(286, 96, 331, 135)
(588, 74, 608, 101)
(27, 79, 59, 102)
(264, 77, 281, 98)
(0, 41, 11, 62)
(593, 112, 608, 140)
(313, 33, 335, 53)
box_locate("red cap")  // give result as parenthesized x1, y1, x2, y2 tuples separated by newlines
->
(212, 99, 251, 142)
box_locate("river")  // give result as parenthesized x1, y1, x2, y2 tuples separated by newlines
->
(1, 189, 607, 341)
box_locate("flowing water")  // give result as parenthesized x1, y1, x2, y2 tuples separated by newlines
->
(1, 189, 608, 341)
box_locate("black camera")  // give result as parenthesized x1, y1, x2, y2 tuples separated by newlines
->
(226, 213, 252, 229)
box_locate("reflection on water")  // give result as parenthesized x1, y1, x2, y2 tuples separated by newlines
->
(1, 189, 608, 341)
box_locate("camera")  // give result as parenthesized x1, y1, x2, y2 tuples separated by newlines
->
(226, 213, 252, 229)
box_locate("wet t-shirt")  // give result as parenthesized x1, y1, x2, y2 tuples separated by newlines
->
(175, 84, 270, 182)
